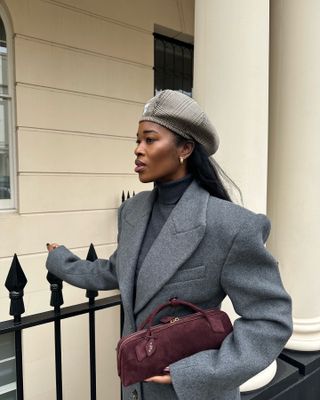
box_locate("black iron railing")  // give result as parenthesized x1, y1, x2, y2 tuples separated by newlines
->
(0, 191, 135, 400)
(0, 244, 123, 400)
(0, 246, 122, 400)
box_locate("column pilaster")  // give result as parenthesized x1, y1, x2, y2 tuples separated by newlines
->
(268, 0, 320, 352)
(193, 0, 275, 393)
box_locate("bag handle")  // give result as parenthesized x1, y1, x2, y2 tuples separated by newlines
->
(138, 298, 224, 334)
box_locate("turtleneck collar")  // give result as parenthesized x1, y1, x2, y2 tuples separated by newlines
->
(155, 174, 193, 205)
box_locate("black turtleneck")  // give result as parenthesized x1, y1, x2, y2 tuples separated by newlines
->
(134, 174, 193, 290)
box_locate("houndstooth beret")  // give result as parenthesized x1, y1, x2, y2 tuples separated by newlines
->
(139, 90, 219, 155)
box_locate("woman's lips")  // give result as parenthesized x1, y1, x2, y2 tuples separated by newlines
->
(135, 165, 146, 173)
(134, 160, 146, 173)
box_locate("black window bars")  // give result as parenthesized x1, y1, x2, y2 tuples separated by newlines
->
(153, 33, 194, 96)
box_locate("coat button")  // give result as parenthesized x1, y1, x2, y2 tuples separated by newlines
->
(131, 389, 138, 400)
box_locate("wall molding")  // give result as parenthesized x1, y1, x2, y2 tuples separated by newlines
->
(41, 0, 151, 35)
(16, 82, 146, 105)
(15, 33, 152, 69)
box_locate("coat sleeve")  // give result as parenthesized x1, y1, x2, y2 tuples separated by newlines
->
(45, 203, 124, 291)
(170, 213, 293, 399)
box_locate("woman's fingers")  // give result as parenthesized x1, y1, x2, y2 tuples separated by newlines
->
(144, 375, 172, 384)
(46, 243, 60, 252)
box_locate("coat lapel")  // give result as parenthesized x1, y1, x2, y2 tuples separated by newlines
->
(134, 181, 209, 315)
(117, 189, 156, 329)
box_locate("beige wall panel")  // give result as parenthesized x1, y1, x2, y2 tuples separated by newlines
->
(0, 244, 118, 319)
(22, 324, 56, 400)
(18, 129, 136, 174)
(61, 316, 91, 399)
(19, 174, 150, 213)
(9, 0, 152, 66)
(48, 0, 184, 33)
(96, 307, 121, 400)
(15, 37, 153, 103)
(0, 210, 117, 257)
(16, 85, 143, 137)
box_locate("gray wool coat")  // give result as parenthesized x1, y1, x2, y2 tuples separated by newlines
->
(46, 180, 293, 400)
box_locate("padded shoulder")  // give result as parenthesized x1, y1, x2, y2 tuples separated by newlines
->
(206, 196, 271, 243)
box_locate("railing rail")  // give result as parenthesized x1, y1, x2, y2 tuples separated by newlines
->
(0, 295, 122, 335)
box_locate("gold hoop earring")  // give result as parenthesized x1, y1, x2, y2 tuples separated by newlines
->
(179, 156, 184, 165)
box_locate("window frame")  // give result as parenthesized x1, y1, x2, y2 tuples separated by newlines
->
(0, 2, 17, 211)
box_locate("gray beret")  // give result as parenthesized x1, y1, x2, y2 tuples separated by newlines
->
(139, 90, 219, 155)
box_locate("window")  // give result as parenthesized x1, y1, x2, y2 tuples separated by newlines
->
(0, 6, 15, 210)
(154, 33, 194, 97)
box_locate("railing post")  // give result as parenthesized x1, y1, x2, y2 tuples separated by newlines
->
(5, 254, 27, 400)
(86, 244, 99, 305)
(47, 271, 64, 400)
(122, 190, 135, 203)
(86, 244, 99, 400)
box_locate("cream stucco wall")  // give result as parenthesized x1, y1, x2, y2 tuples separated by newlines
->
(0, 1, 194, 399)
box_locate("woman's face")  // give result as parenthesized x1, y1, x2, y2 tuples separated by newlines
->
(134, 121, 189, 183)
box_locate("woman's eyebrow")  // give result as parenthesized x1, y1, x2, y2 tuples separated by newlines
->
(143, 129, 160, 135)
(136, 130, 159, 136)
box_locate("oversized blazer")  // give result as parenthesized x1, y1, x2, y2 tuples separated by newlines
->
(46, 180, 293, 400)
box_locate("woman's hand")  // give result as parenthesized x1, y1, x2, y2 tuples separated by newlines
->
(144, 374, 172, 384)
(46, 243, 60, 252)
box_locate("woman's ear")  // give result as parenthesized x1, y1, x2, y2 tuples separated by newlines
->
(180, 141, 195, 160)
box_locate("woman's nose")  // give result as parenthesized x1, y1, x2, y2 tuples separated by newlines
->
(134, 142, 144, 156)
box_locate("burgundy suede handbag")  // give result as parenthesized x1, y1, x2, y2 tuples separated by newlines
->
(116, 298, 233, 387)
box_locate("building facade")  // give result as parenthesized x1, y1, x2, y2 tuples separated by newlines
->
(1, 0, 319, 399)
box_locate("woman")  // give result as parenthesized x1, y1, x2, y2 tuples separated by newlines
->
(47, 90, 292, 400)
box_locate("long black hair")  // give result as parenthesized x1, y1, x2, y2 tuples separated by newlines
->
(174, 134, 242, 203)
